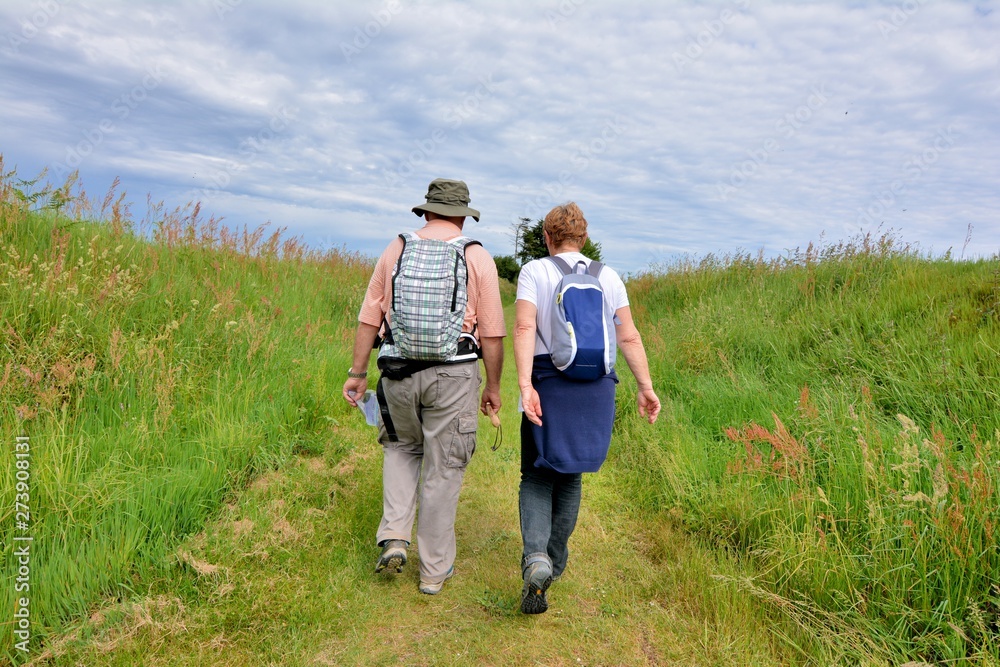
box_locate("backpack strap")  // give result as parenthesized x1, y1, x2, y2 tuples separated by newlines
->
(449, 235, 481, 250)
(454, 237, 481, 356)
(389, 233, 415, 315)
(376, 314, 392, 348)
(450, 236, 482, 279)
(547, 255, 601, 277)
(376, 376, 398, 442)
(379, 233, 410, 349)
(546, 255, 574, 275)
(446, 236, 480, 312)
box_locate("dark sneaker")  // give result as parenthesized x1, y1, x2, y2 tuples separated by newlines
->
(418, 566, 454, 595)
(520, 558, 553, 614)
(375, 540, 408, 574)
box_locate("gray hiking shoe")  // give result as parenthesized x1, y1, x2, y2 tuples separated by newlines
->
(418, 566, 454, 595)
(520, 556, 553, 614)
(375, 540, 408, 574)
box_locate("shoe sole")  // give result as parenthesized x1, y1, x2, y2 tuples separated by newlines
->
(520, 569, 552, 614)
(375, 551, 406, 574)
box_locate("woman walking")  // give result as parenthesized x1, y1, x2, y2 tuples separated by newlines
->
(513, 202, 661, 614)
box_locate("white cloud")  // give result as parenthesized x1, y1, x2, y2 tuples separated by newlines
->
(1, 0, 997, 273)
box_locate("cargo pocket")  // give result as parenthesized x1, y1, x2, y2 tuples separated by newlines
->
(432, 363, 473, 409)
(446, 414, 478, 469)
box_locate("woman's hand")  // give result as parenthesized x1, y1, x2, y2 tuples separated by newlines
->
(637, 387, 661, 424)
(521, 384, 543, 426)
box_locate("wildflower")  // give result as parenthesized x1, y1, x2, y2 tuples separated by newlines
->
(15, 405, 37, 420)
(931, 463, 949, 507)
(897, 413, 919, 436)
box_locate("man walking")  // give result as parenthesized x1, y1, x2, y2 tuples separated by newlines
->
(342, 178, 505, 594)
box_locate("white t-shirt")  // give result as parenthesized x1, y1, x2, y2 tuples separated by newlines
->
(516, 252, 629, 357)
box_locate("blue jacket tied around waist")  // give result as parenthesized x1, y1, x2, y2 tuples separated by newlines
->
(529, 355, 618, 474)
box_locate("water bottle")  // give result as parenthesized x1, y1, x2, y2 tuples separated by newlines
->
(356, 389, 381, 427)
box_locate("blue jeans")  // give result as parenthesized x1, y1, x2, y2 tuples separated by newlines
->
(519, 414, 582, 578)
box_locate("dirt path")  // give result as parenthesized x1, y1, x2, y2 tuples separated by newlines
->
(34, 403, 806, 666)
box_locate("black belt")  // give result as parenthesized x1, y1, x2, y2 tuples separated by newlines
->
(374, 357, 476, 442)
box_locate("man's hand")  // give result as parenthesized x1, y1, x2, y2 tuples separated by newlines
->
(480, 385, 501, 418)
(343, 322, 380, 407)
(343, 377, 368, 407)
(479, 335, 504, 418)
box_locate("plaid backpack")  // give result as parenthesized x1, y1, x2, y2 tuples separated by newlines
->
(379, 232, 481, 363)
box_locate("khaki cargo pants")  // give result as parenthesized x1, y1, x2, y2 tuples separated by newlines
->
(376, 362, 481, 585)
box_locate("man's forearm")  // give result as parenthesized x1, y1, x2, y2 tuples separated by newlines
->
(480, 336, 504, 389)
(351, 322, 381, 373)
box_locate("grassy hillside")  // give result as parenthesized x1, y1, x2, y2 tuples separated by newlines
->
(0, 163, 371, 661)
(2, 160, 999, 665)
(617, 238, 1000, 663)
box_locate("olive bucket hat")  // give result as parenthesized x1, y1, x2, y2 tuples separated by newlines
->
(411, 178, 481, 222)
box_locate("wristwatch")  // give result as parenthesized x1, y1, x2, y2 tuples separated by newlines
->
(347, 369, 367, 379)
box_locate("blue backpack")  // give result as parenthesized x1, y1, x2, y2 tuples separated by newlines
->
(545, 256, 616, 381)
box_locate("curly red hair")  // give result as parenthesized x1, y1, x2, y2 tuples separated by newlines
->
(543, 202, 588, 250)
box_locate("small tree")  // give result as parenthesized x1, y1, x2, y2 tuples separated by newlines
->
(509, 217, 532, 264)
(517, 220, 547, 265)
(515, 219, 602, 264)
(493, 254, 521, 283)
(581, 237, 603, 262)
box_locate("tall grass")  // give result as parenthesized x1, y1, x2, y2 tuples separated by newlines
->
(0, 158, 373, 660)
(614, 235, 1000, 663)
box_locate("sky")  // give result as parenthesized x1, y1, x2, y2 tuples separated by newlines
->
(1, 0, 997, 275)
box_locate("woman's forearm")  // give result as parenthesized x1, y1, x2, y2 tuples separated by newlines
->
(614, 306, 654, 390)
(513, 300, 539, 388)
(618, 329, 653, 390)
